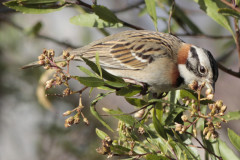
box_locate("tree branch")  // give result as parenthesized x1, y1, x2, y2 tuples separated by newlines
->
(218, 62, 240, 78)
(234, 18, 240, 70)
(221, 0, 240, 13)
(72, 0, 144, 30)
(186, 132, 222, 160)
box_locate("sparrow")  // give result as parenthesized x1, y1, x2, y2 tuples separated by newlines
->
(23, 30, 218, 93)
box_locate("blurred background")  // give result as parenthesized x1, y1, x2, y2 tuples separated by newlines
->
(0, 0, 240, 160)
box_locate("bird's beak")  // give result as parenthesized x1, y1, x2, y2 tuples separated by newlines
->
(205, 81, 215, 93)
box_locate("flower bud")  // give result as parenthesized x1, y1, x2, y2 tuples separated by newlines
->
(38, 54, 45, 60)
(64, 116, 74, 128)
(63, 110, 72, 116)
(191, 103, 197, 110)
(43, 65, 50, 70)
(193, 128, 197, 137)
(208, 104, 214, 110)
(45, 79, 54, 89)
(138, 127, 145, 134)
(59, 62, 67, 67)
(38, 60, 45, 65)
(203, 127, 209, 135)
(220, 105, 227, 113)
(215, 100, 223, 109)
(63, 50, 70, 58)
(185, 100, 190, 106)
(175, 123, 182, 131)
(188, 80, 198, 91)
(205, 131, 212, 140)
(134, 109, 145, 118)
(181, 115, 188, 122)
(74, 117, 80, 124)
(211, 131, 219, 139)
(69, 55, 75, 60)
(205, 88, 212, 95)
(83, 117, 89, 125)
(206, 94, 214, 100)
(45, 59, 50, 64)
(215, 122, 221, 129)
(50, 50, 55, 57)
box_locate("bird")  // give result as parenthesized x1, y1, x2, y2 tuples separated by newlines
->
(22, 30, 218, 93)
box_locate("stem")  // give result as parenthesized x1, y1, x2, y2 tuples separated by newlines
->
(168, 0, 175, 34)
(186, 132, 223, 160)
(221, 0, 240, 13)
(218, 63, 240, 78)
(71, 0, 144, 30)
(234, 18, 240, 70)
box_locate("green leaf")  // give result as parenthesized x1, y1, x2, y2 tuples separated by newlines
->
(180, 90, 213, 105)
(95, 53, 102, 78)
(218, 8, 240, 19)
(172, 130, 200, 159)
(90, 105, 113, 132)
(173, 5, 202, 34)
(92, 5, 120, 23)
(214, 111, 240, 122)
(77, 66, 97, 77)
(165, 107, 185, 125)
(102, 108, 136, 126)
(75, 76, 104, 87)
(90, 93, 114, 132)
(104, 81, 127, 88)
(97, 86, 115, 91)
(228, 128, 240, 152)
(180, 89, 197, 100)
(3, 0, 65, 14)
(125, 97, 147, 107)
(70, 13, 123, 28)
(96, 128, 109, 140)
(25, 21, 42, 36)
(194, 0, 234, 37)
(169, 90, 177, 111)
(153, 107, 167, 139)
(224, 111, 240, 121)
(145, 0, 158, 30)
(218, 139, 240, 160)
(82, 57, 125, 83)
(12, 0, 64, 4)
(146, 154, 168, 160)
(116, 85, 142, 97)
(110, 145, 130, 154)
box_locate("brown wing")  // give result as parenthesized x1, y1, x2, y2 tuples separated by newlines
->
(70, 30, 183, 70)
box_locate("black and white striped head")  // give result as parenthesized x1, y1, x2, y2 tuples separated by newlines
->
(178, 45, 218, 92)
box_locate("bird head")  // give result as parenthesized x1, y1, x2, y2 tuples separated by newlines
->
(178, 45, 218, 93)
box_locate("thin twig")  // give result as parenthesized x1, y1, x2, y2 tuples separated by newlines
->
(70, 0, 144, 30)
(186, 132, 223, 160)
(234, 18, 240, 70)
(100, 102, 155, 117)
(221, 0, 240, 13)
(218, 62, 240, 78)
(168, 0, 175, 34)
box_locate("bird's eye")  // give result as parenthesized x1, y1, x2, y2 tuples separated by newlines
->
(199, 65, 207, 74)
